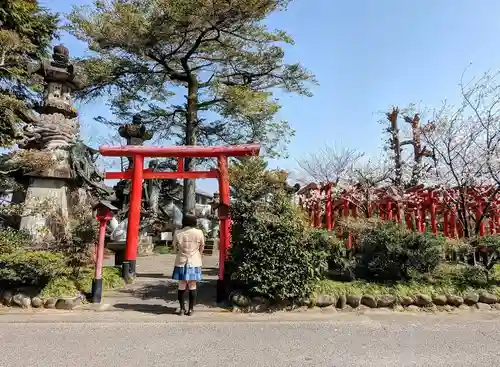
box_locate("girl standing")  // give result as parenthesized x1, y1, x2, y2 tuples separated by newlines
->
(172, 214, 205, 316)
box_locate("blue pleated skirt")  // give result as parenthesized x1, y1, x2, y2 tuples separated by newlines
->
(172, 265, 202, 281)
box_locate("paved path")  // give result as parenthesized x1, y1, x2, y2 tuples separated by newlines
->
(102, 253, 221, 313)
(1, 312, 500, 366)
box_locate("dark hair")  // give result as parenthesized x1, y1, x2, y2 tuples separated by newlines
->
(182, 214, 197, 228)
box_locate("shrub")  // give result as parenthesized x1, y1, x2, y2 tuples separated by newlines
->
(0, 249, 69, 287)
(46, 200, 98, 277)
(432, 263, 492, 288)
(40, 276, 80, 298)
(307, 228, 355, 280)
(0, 228, 32, 254)
(442, 238, 473, 262)
(40, 267, 125, 298)
(228, 157, 328, 301)
(65, 215, 97, 276)
(356, 222, 444, 281)
(471, 235, 500, 282)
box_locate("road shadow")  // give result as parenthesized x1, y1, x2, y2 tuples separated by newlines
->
(111, 279, 218, 314)
(112, 303, 177, 314)
(136, 273, 168, 279)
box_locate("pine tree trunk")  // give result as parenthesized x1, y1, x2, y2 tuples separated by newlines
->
(182, 77, 198, 215)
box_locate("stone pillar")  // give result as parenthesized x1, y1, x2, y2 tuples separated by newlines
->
(118, 114, 153, 169)
(19, 179, 71, 241)
(18, 45, 83, 241)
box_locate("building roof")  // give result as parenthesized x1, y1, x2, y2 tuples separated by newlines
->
(177, 183, 213, 198)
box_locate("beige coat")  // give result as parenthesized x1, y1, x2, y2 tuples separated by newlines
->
(173, 227, 205, 267)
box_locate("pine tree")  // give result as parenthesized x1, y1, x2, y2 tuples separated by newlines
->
(0, 0, 58, 147)
(68, 0, 316, 214)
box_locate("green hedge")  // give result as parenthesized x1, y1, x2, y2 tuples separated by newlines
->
(356, 223, 444, 281)
(0, 228, 31, 253)
(0, 250, 69, 287)
(228, 157, 328, 301)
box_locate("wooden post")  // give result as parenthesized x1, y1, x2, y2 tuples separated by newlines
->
(92, 201, 117, 303)
(314, 187, 322, 228)
(92, 219, 107, 303)
(325, 184, 332, 231)
(123, 154, 144, 281)
(217, 155, 230, 303)
(449, 209, 456, 238)
(430, 191, 437, 234)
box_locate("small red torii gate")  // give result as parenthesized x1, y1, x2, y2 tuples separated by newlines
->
(99, 144, 260, 302)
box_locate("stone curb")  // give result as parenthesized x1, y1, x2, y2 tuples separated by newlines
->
(0, 290, 88, 311)
(230, 291, 500, 313)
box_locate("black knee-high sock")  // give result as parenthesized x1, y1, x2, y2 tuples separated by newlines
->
(188, 289, 197, 310)
(178, 289, 186, 310)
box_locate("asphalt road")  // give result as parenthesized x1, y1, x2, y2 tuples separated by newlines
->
(1, 312, 500, 367)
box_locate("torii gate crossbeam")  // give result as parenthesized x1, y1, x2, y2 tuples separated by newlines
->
(99, 144, 260, 302)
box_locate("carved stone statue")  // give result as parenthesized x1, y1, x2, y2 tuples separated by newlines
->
(164, 200, 183, 229)
(208, 193, 220, 238)
(108, 217, 128, 242)
(70, 141, 113, 198)
(145, 159, 161, 216)
(20, 45, 82, 152)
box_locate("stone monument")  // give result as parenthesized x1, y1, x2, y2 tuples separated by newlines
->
(18, 44, 84, 239)
(113, 113, 153, 211)
(109, 114, 155, 257)
(118, 113, 153, 168)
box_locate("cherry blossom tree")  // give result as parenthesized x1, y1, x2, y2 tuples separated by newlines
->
(422, 68, 500, 237)
(296, 144, 364, 185)
(347, 157, 393, 218)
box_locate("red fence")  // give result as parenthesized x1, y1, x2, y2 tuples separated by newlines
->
(297, 183, 500, 245)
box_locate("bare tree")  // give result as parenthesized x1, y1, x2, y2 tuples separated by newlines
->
(383, 106, 435, 189)
(422, 68, 500, 237)
(296, 144, 364, 184)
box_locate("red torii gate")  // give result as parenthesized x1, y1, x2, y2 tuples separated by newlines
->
(99, 144, 260, 302)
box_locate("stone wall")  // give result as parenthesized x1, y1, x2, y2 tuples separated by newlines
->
(230, 290, 500, 313)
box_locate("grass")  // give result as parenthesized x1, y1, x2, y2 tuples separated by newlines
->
(40, 276, 80, 298)
(313, 263, 500, 302)
(153, 245, 171, 255)
(41, 267, 125, 298)
(74, 267, 125, 294)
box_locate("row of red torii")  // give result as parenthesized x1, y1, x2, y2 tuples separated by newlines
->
(299, 183, 500, 248)
(93, 144, 260, 303)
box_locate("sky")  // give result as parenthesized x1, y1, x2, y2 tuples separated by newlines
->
(44, 0, 500, 194)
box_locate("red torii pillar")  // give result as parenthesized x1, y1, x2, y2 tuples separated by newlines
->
(99, 144, 260, 302)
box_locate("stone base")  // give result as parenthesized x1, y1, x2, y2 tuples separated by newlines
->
(19, 177, 71, 241)
(25, 149, 73, 179)
(138, 235, 154, 255)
